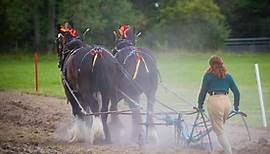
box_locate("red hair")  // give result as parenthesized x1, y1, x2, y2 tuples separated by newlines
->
(206, 55, 227, 79)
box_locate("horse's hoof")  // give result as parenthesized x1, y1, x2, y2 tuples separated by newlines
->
(93, 138, 111, 145)
(148, 127, 159, 144)
(103, 139, 112, 144)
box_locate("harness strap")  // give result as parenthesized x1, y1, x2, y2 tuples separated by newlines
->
(123, 49, 136, 64)
(132, 53, 150, 80)
(90, 48, 103, 72)
(132, 54, 141, 80)
(141, 55, 150, 73)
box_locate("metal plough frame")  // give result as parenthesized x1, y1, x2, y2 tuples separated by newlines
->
(133, 107, 250, 151)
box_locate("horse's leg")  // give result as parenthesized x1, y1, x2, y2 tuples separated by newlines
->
(127, 95, 144, 142)
(110, 94, 122, 125)
(65, 57, 83, 117)
(110, 101, 120, 123)
(80, 92, 105, 144)
(145, 69, 159, 143)
(65, 91, 94, 143)
(101, 94, 111, 143)
(146, 84, 159, 144)
(64, 85, 82, 117)
(109, 96, 125, 143)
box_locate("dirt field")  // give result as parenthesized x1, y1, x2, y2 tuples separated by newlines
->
(0, 91, 270, 154)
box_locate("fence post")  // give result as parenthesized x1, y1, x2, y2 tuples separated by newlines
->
(255, 64, 267, 127)
(34, 51, 39, 92)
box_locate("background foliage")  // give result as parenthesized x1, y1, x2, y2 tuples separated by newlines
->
(0, 0, 269, 51)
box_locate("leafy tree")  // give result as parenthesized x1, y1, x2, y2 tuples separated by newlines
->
(131, 0, 161, 27)
(216, 0, 270, 37)
(143, 0, 229, 50)
(0, 0, 32, 50)
(47, 0, 56, 51)
(58, 0, 143, 47)
(0, 0, 49, 51)
(1, 0, 268, 52)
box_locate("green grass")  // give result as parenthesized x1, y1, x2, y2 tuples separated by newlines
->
(155, 51, 270, 128)
(0, 53, 64, 97)
(0, 51, 269, 128)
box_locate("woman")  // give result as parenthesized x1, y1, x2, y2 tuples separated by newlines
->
(197, 55, 240, 154)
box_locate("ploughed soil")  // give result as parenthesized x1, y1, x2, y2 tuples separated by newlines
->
(0, 91, 270, 154)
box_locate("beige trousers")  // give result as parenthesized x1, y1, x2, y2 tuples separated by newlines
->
(207, 95, 231, 135)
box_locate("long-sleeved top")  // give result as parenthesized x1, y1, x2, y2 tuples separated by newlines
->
(198, 72, 240, 110)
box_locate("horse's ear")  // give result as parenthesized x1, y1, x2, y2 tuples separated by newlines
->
(83, 28, 90, 38)
(135, 31, 142, 44)
(113, 30, 119, 42)
(81, 28, 90, 42)
(136, 31, 142, 37)
(57, 33, 64, 39)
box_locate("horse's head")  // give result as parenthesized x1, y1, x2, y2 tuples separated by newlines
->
(56, 33, 65, 59)
(56, 25, 79, 57)
(112, 25, 141, 55)
(114, 25, 136, 44)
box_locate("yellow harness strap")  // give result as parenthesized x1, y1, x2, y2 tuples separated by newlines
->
(92, 53, 98, 72)
(132, 53, 150, 80)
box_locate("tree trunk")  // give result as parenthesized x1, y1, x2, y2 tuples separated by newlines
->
(33, 7, 40, 51)
(47, 0, 56, 52)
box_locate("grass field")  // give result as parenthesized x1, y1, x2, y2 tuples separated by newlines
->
(0, 51, 269, 128)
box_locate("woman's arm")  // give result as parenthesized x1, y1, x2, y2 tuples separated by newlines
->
(198, 74, 211, 109)
(229, 75, 240, 111)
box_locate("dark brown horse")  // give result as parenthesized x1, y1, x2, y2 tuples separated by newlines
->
(112, 27, 159, 143)
(56, 31, 119, 144)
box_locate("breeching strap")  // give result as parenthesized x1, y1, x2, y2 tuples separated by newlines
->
(132, 53, 149, 80)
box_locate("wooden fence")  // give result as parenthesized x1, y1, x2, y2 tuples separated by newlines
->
(224, 37, 270, 52)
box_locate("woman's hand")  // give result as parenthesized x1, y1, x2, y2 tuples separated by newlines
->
(232, 107, 240, 113)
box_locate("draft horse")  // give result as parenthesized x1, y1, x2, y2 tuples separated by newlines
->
(112, 26, 159, 143)
(56, 29, 118, 143)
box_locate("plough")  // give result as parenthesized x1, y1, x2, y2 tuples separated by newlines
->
(61, 56, 251, 151)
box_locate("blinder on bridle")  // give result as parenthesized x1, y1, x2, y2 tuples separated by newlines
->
(56, 32, 72, 55)
(56, 33, 65, 56)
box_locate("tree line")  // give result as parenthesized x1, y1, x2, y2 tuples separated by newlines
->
(0, 0, 269, 52)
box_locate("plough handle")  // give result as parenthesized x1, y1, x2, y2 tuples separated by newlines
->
(228, 111, 248, 119)
(237, 111, 247, 117)
(192, 106, 204, 113)
(228, 111, 251, 141)
(192, 106, 199, 111)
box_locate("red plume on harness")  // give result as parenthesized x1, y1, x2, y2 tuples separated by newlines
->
(60, 26, 78, 38)
(119, 24, 129, 39)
